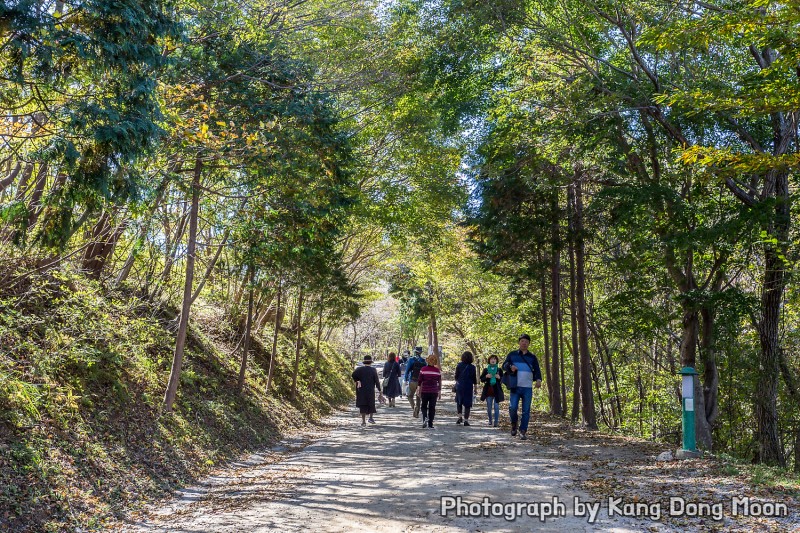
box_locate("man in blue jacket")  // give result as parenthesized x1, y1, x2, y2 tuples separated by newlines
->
(502, 334, 542, 440)
(404, 346, 426, 418)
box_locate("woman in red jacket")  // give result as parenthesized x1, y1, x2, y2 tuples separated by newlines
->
(416, 354, 441, 429)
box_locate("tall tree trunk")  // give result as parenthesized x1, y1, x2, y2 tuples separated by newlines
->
(591, 357, 610, 428)
(25, 163, 48, 229)
(266, 274, 283, 394)
(12, 163, 34, 201)
(559, 293, 568, 418)
(430, 308, 440, 365)
(82, 211, 112, 278)
(310, 300, 325, 389)
(756, 243, 786, 465)
(754, 159, 789, 464)
(237, 268, 255, 392)
(588, 316, 622, 425)
(539, 259, 554, 410)
(568, 184, 581, 422)
(0, 162, 21, 194)
(700, 305, 720, 439)
(550, 197, 563, 416)
(574, 177, 597, 430)
(81, 208, 129, 280)
(291, 286, 304, 401)
(163, 156, 202, 412)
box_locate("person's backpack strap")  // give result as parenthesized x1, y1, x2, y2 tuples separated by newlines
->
(519, 353, 535, 374)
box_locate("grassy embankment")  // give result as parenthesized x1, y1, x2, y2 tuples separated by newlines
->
(0, 264, 353, 532)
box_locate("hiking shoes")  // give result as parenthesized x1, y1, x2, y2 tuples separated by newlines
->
(456, 417, 463, 425)
(520, 431, 528, 440)
(463, 420, 470, 426)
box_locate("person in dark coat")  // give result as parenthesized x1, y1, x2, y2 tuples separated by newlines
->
(480, 355, 505, 427)
(353, 355, 383, 427)
(454, 351, 478, 426)
(382, 353, 402, 406)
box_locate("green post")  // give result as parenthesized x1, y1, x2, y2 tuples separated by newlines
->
(679, 366, 698, 454)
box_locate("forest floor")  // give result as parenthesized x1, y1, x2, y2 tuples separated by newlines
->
(114, 384, 800, 532)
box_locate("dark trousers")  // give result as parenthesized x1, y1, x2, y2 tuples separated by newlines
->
(456, 391, 472, 419)
(456, 398, 471, 419)
(421, 392, 438, 426)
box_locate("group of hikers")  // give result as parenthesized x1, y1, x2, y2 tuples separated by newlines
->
(351, 334, 542, 439)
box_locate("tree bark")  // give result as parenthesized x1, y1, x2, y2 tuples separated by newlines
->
(559, 291, 568, 418)
(0, 162, 21, 194)
(266, 274, 283, 394)
(587, 315, 622, 426)
(291, 286, 305, 401)
(163, 156, 202, 412)
(550, 195, 563, 416)
(700, 305, 720, 429)
(81, 208, 129, 280)
(430, 307, 440, 365)
(574, 177, 597, 430)
(237, 268, 255, 392)
(568, 184, 581, 422)
(310, 299, 325, 389)
(25, 163, 48, 229)
(539, 258, 554, 410)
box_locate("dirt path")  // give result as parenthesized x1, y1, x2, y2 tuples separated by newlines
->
(117, 388, 798, 532)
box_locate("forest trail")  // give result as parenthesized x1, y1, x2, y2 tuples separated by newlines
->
(116, 386, 797, 533)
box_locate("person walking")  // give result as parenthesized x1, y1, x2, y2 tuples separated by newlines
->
(416, 354, 441, 428)
(502, 334, 542, 439)
(352, 355, 384, 427)
(382, 353, 402, 407)
(454, 351, 478, 426)
(399, 350, 409, 397)
(480, 355, 505, 427)
(404, 346, 426, 418)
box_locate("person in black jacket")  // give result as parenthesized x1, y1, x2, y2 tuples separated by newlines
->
(353, 355, 384, 427)
(454, 351, 478, 426)
(382, 353, 402, 406)
(480, 355, 505, 427)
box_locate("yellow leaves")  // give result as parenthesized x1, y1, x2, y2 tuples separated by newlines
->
(679, 145, 800, 176)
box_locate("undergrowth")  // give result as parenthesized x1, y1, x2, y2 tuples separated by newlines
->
(0, 264, 353, 532)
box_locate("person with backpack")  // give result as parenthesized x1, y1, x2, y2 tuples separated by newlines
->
(454, 351, 478, 426)
(416, 354, 442, 428)
(382, 353, 402, 407)
(404, 346, 426, 418)
(399, 350, 409, 397)
(480, 355, 505, 427)
(501, 334, 542, 440)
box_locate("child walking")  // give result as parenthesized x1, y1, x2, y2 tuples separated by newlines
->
(480, 355, 505, 427)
